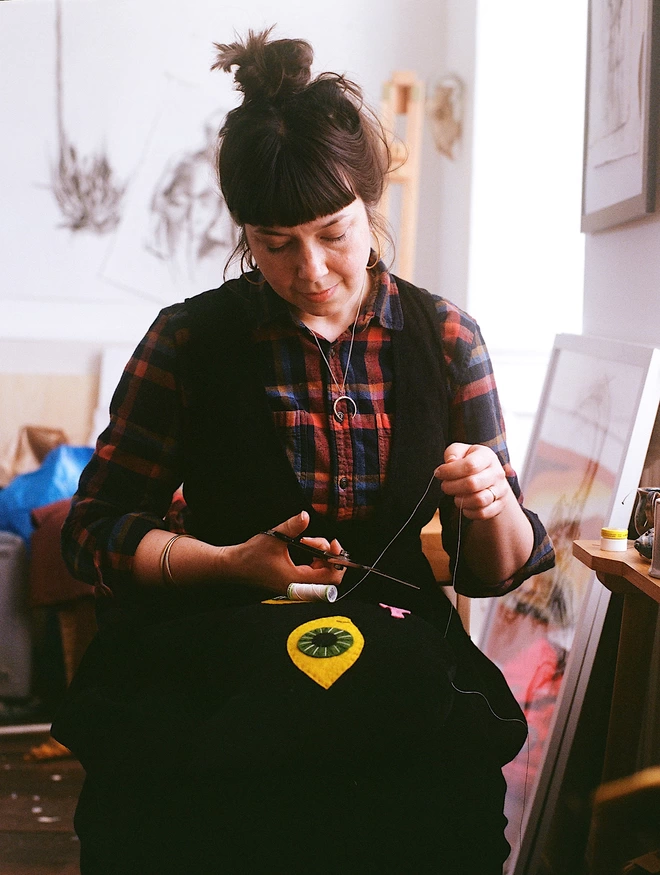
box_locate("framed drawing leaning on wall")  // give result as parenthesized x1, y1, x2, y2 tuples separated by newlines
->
(479, 333, 660, 874)
(581, 0, 660, 232)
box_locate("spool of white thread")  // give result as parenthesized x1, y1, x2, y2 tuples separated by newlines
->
(286, 583, 338, 603)
(600, 527, 628, 552)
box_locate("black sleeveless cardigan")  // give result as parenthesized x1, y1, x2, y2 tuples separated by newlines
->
(180, 274, 451, 611)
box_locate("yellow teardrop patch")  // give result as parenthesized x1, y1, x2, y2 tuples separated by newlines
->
(286, 615, 364, 689)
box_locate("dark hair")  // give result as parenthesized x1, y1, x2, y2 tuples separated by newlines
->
(211, 28, 392, 263)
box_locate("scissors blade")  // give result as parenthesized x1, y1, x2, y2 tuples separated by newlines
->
(261, 529, 419, 589)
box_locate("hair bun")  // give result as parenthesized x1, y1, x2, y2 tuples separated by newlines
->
(212, 27, 313, 101)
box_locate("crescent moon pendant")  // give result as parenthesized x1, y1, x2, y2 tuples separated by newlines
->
(333, 395, 357, 422)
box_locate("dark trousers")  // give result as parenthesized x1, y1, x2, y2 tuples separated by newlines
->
(75, 750, 509, 875)
(61, 603, 518, 874)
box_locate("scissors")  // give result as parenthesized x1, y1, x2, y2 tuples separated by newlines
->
(261, 529, 419, 590)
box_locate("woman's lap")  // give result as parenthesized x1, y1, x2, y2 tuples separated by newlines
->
(75, 753, 509, 874)
(62, 602, 514, 874)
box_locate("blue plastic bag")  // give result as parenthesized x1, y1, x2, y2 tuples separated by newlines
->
(0, 445, 93, 543)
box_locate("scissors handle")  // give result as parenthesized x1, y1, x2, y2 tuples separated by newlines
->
(261, 530, 355, 568)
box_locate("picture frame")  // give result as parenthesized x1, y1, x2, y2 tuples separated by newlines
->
(478, 334, 660, 874)
(581, 0, 660, 233)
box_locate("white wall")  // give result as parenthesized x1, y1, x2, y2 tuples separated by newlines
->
(0, 0, 454, 350)
(429, 0, 477, 312)
(468, 1, 587, 351)
(583, 215, 660, 346)
(466, 0, 589, 471)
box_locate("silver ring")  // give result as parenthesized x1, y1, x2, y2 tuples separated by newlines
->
(488, 487, 497, 504)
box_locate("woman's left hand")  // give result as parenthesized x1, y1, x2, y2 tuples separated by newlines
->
(434, 442, 511, 521)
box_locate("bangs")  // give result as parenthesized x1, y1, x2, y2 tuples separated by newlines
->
(217, 73, 386, 233)
(232, 149, 357, 228)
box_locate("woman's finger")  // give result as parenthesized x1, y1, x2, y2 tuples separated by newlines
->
(300, 536, 333, 552)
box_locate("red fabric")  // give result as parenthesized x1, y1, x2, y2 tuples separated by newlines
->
(29, 499, 93, 607)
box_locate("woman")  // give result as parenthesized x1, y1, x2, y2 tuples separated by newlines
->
(54, 28, 554, 874)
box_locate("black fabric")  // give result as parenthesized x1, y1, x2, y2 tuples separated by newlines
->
(74, 754, 509, 874)
(59, 600, 511, 874)
(54, 601, 457, 776)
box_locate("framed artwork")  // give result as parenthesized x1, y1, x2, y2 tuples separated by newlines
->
(581, 0, 660, 232)
(478, 334, 660, 874)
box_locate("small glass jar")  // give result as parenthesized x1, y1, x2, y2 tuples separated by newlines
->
(600, 527, 628, 552)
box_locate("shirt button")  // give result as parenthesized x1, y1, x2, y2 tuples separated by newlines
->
(339, 477, 349, 489)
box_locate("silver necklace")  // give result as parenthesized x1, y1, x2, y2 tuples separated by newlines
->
(311, 273, 366, 423)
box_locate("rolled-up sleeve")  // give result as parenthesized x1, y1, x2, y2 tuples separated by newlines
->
(434, 297, 555, 597)
(61, 305, 190, 597)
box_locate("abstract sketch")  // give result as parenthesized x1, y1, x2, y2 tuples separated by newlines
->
(588, 0, 644, 167)
(501, 375, 613, 638)
(0, 0, 241, 334)
(429, 75, 464, 160)
(478, 335, 660, 873)
(581, 0, 657, 231)
(102, 88, 237, 304)
(144, 119, 236, 280)
(50, 0, 124, 233)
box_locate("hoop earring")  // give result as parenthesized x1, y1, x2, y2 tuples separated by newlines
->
(366, 242, 382, 270)
(240, 249, 264, 285)
(240, 248, 258, 272)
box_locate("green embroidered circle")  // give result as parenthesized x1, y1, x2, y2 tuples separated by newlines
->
(297, 626, 354, 658)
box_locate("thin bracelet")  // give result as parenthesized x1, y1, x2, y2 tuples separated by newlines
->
(159, 533, 194, 586)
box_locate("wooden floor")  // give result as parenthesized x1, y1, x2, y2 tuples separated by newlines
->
(0, 729, 83, 874)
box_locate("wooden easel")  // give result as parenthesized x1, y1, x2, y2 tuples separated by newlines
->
(379, 71, 425, 282)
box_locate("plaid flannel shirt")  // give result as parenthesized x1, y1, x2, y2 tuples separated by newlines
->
(63, 268, 554, 599)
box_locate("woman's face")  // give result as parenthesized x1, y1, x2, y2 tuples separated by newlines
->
(244, 198, 372, 325)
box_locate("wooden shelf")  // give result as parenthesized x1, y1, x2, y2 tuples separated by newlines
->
(574, 539, 660, 872)
(573, 539, 660, 787)
(573, 540, 660, 603)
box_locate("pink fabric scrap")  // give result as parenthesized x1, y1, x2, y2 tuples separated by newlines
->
(378, 603, 411, 619)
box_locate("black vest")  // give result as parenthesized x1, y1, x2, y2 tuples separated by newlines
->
(181, 275, 451, 604)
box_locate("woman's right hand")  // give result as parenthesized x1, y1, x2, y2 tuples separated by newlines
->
(217, 510, 346, 595)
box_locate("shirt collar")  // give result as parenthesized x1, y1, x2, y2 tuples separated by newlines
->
(246, 260, 404, 331)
